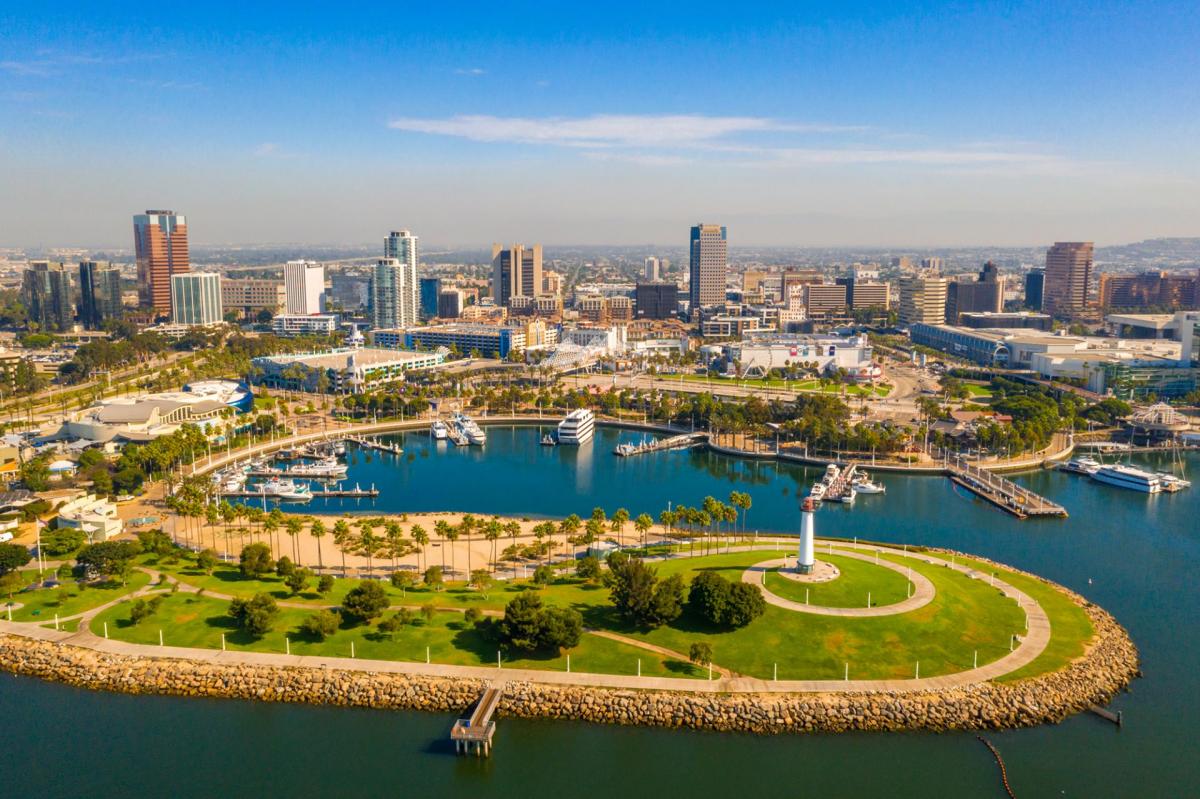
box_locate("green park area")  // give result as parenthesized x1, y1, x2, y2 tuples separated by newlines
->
(5, 570, 152, 623)
(676, 373, 890, 397)
(75, 539, 1094, 685)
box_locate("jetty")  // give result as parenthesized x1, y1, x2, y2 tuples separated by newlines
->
(219, 484, 379, 500)
(451, 683, 503, 757)
(614, 432, 706, 457)
(346, 435, 404, 455)
(947, 456, 1067, 519)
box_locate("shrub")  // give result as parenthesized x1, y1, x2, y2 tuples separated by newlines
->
(575, 555, 601, 581)
(464, 607, 483, 624)
(196, 548, 219, 575)
(275, 555, 295, 577)
(316, 574, 334, 595)
(423, 565, 443, 590)
(390, 570, 416, 590)
(128, 596, 164, 625)
(532, 564, 554, 587)
(300, 609, 340, 641)
(687, 571, 764, 628)
(229, 592, 278, 636)
(285, 568, 310, 595)
(341, 581, 389, 622)
(239, 543, 274, 578)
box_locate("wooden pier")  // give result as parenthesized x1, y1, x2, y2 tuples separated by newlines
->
(346, 435, 404, 455)
(451, 683, 503, 757)
(948, 456, 1067, 519)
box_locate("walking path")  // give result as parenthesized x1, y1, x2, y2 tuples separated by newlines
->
(744, 547, 936, 616)
(0, 543, 1051, 694)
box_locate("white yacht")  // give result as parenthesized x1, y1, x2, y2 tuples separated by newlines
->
(834, 486, 857, 504)
(557, 409, 595, 445)
(1090, 464, 1162, 493)
(431, 420, 448, 440)
(1058, 456, 1102, 475)
(258, 478, 314, 501)
(808, 482, 827, 503)
(851, 472, 886, 494)
(285, 457, 348, 478)
(453, 413, 487, 445)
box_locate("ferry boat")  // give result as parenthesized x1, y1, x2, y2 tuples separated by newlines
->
(557, 409, 595, 445)
(258, 478, 313, 501)
(1057, 456, 1101, 475)
(431, 420, 448, 440)
(1090, 464, 1162, 493)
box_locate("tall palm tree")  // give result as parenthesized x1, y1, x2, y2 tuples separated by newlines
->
(611, 508, 629, 547)
(310, 519, 327, 570)
(433, 519, 451, 571)
(410, 524, 429, 571)
(332, 518, 351, 575)
(285, 516, 303, 564)
(634, 513, 653, 548)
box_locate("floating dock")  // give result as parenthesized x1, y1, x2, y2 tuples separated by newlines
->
(219, 485, 379, 500)
(614, 432, 706, 457)
(451, 683, 503, 757)
(346, 436, 404, 455)
(948, 456, 1067, 519)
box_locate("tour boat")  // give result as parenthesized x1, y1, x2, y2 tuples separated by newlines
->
(1058, 456, 1101, 475)
(1090, 464, 1162, 494)
(258, 478, 314, 501)
(557, 409, 595, 445)
(431, 420, 449, 440)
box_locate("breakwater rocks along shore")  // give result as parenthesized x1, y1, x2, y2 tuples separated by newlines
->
(0, 600, 1138, 735)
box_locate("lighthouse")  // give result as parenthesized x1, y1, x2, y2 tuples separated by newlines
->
(798, 497, 816, 574)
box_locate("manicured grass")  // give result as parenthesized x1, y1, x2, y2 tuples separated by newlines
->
(614, 549, 1026, 681)
(675, 374, 890, 397)
(762, 553, 913, 608)
(89, 592, 704, 679)
(962, 383, 994, 398)
(919, 551, 1094, 682)
(8, 571, 152, 622)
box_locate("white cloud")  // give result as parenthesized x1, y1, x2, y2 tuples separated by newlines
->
(454, 67, 486, 76)
(388, 113, 862, 148)
(253, 142, 302, 159)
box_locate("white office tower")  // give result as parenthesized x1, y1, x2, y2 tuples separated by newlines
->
(283, 260, 325, 315)
(798, 497, 816, 574)
(644, 256, 661, 282)
(384, 229, 419, 327)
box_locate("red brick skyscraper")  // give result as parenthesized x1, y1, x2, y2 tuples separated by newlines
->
(1042, 241, 1093, 319)
(134, 210, 189, 314)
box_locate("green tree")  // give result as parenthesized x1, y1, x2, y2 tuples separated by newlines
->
(285, 567, 310, 595)
(316, 574, 335, 595)
(196, 548, 219, 574)
(300, 609, 340, 641)
(0, 543, 32, 575)
(75, 540, 142, 584)
(575, 555, 601, 581)
(424, 564, 444, 590)
(607, 554, 683, 628)
(532, 564, 555, 586)
(19, 456, 51, 492)
(239, 542, 275, 578)
(689, 641, 713, 666)
(128, 596, 164, 625)
(229, 592, 279, 637)
(341, 580, 389, 622)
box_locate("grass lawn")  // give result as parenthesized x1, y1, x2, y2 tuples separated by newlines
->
(762, 553, 913, 608)
(7, 570, 152, 622)
(675, 374, 890, 397)
(919, 551, 1094, 682)
(89, 591, 705, 679)
(962, 383, 994, 398)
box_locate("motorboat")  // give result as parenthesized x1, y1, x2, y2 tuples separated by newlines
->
(614, 442, 636, 457)
(258, 478, 314, 501)
(285, 457, 348, 478)
(808, 482, 826, 503)
(1090, 464, 1162, 493)
(851, 473, 886, 494)
(557, 409, 595, 445)
(1058, 456, 1101, 475)
(541, 433, 558, 446)
(834, 486, 857, 504)
(451, 412, 487, 445)
(431, 420, 449, 440)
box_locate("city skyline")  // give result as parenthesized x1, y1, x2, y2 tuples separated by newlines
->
(2, 2, 1198, 248)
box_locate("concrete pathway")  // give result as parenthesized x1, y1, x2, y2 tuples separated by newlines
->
(745, 548, 936, 617)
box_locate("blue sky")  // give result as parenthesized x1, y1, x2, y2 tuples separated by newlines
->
(1, 1, 1197, 248)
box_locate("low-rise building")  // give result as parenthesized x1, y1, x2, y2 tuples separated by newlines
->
(58, 380, 252, 443)
(250, 347, 443, 393)
(271, 313, 338, 337)
(388, 321, 558, 359)
(222, 278, 286, 318)
(723, 333, 875, 378)
(56, 493, 123, 543)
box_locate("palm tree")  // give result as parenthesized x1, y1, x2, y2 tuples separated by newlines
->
(332, 518, 351, 575)
(285, 516, 304, 564)
(658, 508, 677, 549)
(559, 514, 581, 563)
(359, 526, 378, 577)
(384, 521, 404, 570)
(611, 508, 629, 547)
(310, 519, 327, 570)
(267, 508, 285, 558)
(205, 503, 221, 552)
(410, 524, 429, 571)
(484, 519, 502, 574)
(443, 524, 460, 577)
(433, 519, 451, 571)
(634, 513, 653, 548)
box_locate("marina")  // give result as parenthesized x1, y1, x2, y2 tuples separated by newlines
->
(946, 456, 1069, 519)
(346, 436, 404, 455)
(613, 431, 706, 457)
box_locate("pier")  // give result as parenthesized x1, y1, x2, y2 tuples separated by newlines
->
(451, 683, 503, 757)
(614, 432, 706, 457)
(218, 485, 379, 500)
(346, 435, 404, 455)
(947, 456, 1067, 519)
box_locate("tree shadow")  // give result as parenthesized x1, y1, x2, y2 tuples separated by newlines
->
(663, 659, 701, 677)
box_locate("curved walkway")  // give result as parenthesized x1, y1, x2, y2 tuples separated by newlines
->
(0, 544, 1053, 694)
(744, 548, 936, 617)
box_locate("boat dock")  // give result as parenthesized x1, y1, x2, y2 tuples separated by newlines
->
(219, 485, 379, 499)
(614, 432, 706, 457)
(346, 436, 403, 455)
(820, 463, 859, 502)
(446, 427, 468, 446)
(947, 456, 1067, 519)
(242, 469, 345, 480)
(451, 682, 503, 756)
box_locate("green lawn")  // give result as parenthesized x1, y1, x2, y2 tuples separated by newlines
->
(89, 591, 705, 679)
(7, 571, 153, 622)
(762, 553, 913, 608)
(919, 551, 1095, 682)
(962, 383, 994, 398)
(675, 373, 891, 397)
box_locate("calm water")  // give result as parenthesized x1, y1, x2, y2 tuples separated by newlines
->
(3, 426, 1197, 798)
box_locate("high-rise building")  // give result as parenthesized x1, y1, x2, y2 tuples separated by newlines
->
(371, 259, 404, 329)
(134, 210, 189, 314)
(283, 260, 325, 315)
(644, 257, 662, 282)
(635, 282, 679, 320)
(420, 277, 442, 319)
(437, 288, 465, 319)
(836, 277, 891, 310)
(384, 230, 420, 326)
(803, 284, 849, 317)
(688, 223, 727, 311)
(920, 257, 944, 272)
(23, 261, 73, 331)
(330, 273, 371, 310)
(78, 261, 123, 328)
(221, 278, 286, 319)
(541, 270, 562, 297)
(899, 276, 948, 325)
(170, 272, 223, 326)
(1098, 270, 1200, 310)
(491, 243, 543, 306)
(1042, 242, 1094, 318)
(945, 261, 1004, 323)
(1025, 269, 1045, 310)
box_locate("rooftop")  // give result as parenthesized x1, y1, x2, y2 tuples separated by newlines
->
(256, 347, 438, 370)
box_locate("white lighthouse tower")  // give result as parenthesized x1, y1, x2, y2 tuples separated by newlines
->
(797, 497, 816, 574)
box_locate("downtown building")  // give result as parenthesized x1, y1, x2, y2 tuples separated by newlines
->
(23, 261, 74, 331)
(898, 275, 949, 326)
(371, 230, 420, 328)
(134, 210, 189, 315)
(491, 243, 543, 307)
(689, 223, 728, 312)
(221, 278, 286, 319)
(1042, 241, 1094, 319)
(635, 282, 680, 320)
(283, 260, 325, 315)
(1098, 270, 1200, 311)
(78, 261, 123, 329)
(945, 261, 1004, 323)
(169, 272, 223, 327)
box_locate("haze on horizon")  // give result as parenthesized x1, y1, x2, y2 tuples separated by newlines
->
(1, 2, 1197, 250)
